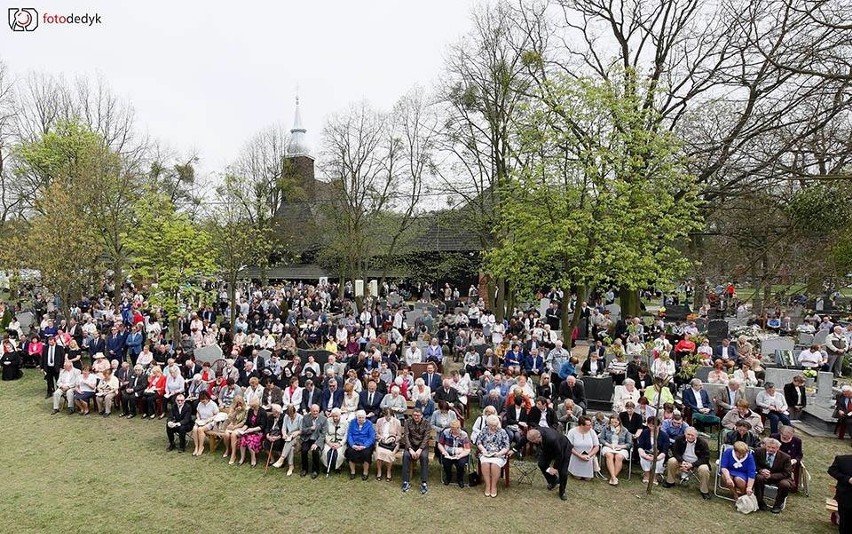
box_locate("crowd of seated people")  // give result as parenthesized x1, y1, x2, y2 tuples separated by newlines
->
(9, 280, 818, 514)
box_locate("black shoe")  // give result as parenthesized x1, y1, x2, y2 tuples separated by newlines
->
(361, 474, 369, 481)
(771, 506, 782, 514)
(51, 409, 59, 415)
(127, 414, 135, 419)
(103, 413, 110, 418)
(45, 393, 52, 399)
(662, 481, 675, 488)
(701, 492, 711, 500)
(458, 480, 465, 488)
(300, 470, 308, 477)
(311, 472, 318, 479)
(167, 444, 176, 451)
(178, 447, 185, 453)
(99, 411, 105, 416)
(547, 482, 557, 491)
(559, 494, 568, 501)
(757, 503, 768, 511)
(349, 473, 356, 480)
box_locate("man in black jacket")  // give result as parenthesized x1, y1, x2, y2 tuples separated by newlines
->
(829, 454, 852, 532)
(527, 427, 572, 501)
(40, 336, 65, 398)
(558, 375, 586, 413)
(527, 397, 557, 429)
(120, 364, 148, 418)
(165, 394, 193, 452)
(662, 427, 711, 499)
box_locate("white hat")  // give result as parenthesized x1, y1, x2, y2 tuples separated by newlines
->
(93, 352, 105, 359)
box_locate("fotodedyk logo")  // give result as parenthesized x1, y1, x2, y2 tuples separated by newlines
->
(8, 8, 103, 31)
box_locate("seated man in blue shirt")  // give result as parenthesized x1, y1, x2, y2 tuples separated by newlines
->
(662, 411, 689, 441)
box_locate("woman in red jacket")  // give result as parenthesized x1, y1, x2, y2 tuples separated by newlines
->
(143, 365, 167, 418)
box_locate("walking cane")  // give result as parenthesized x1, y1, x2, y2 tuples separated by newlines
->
(326, 448, 336, 477)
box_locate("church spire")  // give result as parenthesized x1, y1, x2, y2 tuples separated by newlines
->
(288, 95, 310, 157)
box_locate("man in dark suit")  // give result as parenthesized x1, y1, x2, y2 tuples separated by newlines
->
(713, 338, 737, 363)
(829, 454, 852, 532)
(358, 380, 384, 422)
(527, 427, 572, 500)
(558, 375, 586, 413)
(321, 379, 343, 415)
(121, 365, 148, 418)
(165, 394, 193, 452)
(524, 348, 545, 376)
(754, 439, 795, 513)
(40, 336, 65, 398)
(527, 397, 557, 429)
(834, 386, 852, 439)
(248, 349, 266, 372)
(300, 380, 319, 414)
(421, 363, 442, 393)
(105, 326, 124, 363)
(238, 361, 261, 388)
(683, 379, 720, 429)
(433, 378, 460, 409)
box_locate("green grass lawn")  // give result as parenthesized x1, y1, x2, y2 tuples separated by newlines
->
(0, 371, 842, 533)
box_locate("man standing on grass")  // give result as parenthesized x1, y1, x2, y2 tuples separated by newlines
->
(40, 336, 65, 399)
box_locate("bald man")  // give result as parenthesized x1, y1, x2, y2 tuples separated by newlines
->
(527, 427, 572, 501)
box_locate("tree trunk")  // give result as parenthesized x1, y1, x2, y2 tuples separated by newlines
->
(228, 276, 237, 335)
(619, 288, 641, 317)
(494, 277, 506, 322)
(560, 297, 577, 342)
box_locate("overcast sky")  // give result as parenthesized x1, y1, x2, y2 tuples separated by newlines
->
(1, 0, 480, 178)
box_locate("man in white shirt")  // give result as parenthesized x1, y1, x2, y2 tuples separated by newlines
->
(53, 361, 81, 414)
(797, 344, 825, 369)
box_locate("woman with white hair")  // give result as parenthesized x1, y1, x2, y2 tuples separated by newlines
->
(412, 378, 434, 418)
(475, 414, 511, 498)
(612, 378, 641, 413)
(345, 410, 376, 480)
(379, 385, 407, 419)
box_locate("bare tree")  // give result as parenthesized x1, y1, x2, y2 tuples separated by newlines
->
(435, 1, 537, 317)
(319, 101, 399, 284)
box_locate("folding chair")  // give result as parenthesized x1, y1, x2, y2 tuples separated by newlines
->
(599, 446, 632, 480)
(713, 444, 736, 501)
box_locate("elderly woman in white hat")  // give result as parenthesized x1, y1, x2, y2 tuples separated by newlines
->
(91, 352, 110, 378)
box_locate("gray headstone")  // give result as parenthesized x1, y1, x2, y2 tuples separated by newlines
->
(813, 330, 829, 346)
(538, 298, 550, 317)
(605, 304, 621, 322)
(193, 344, 223, 364)
(17, 311, 34, 335)
(257, 349, 272, 360)
(816, 371, 834, 401)
(760, 336, 794, 357)
(406, 310, 424, 326)
(349, 301, 359, 316)
(387, 293, 403, 307)
(797, 333, 814, 346)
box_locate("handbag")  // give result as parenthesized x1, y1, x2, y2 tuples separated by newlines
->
(377, 439, 396, 451)
(467, 458, 481, 486)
